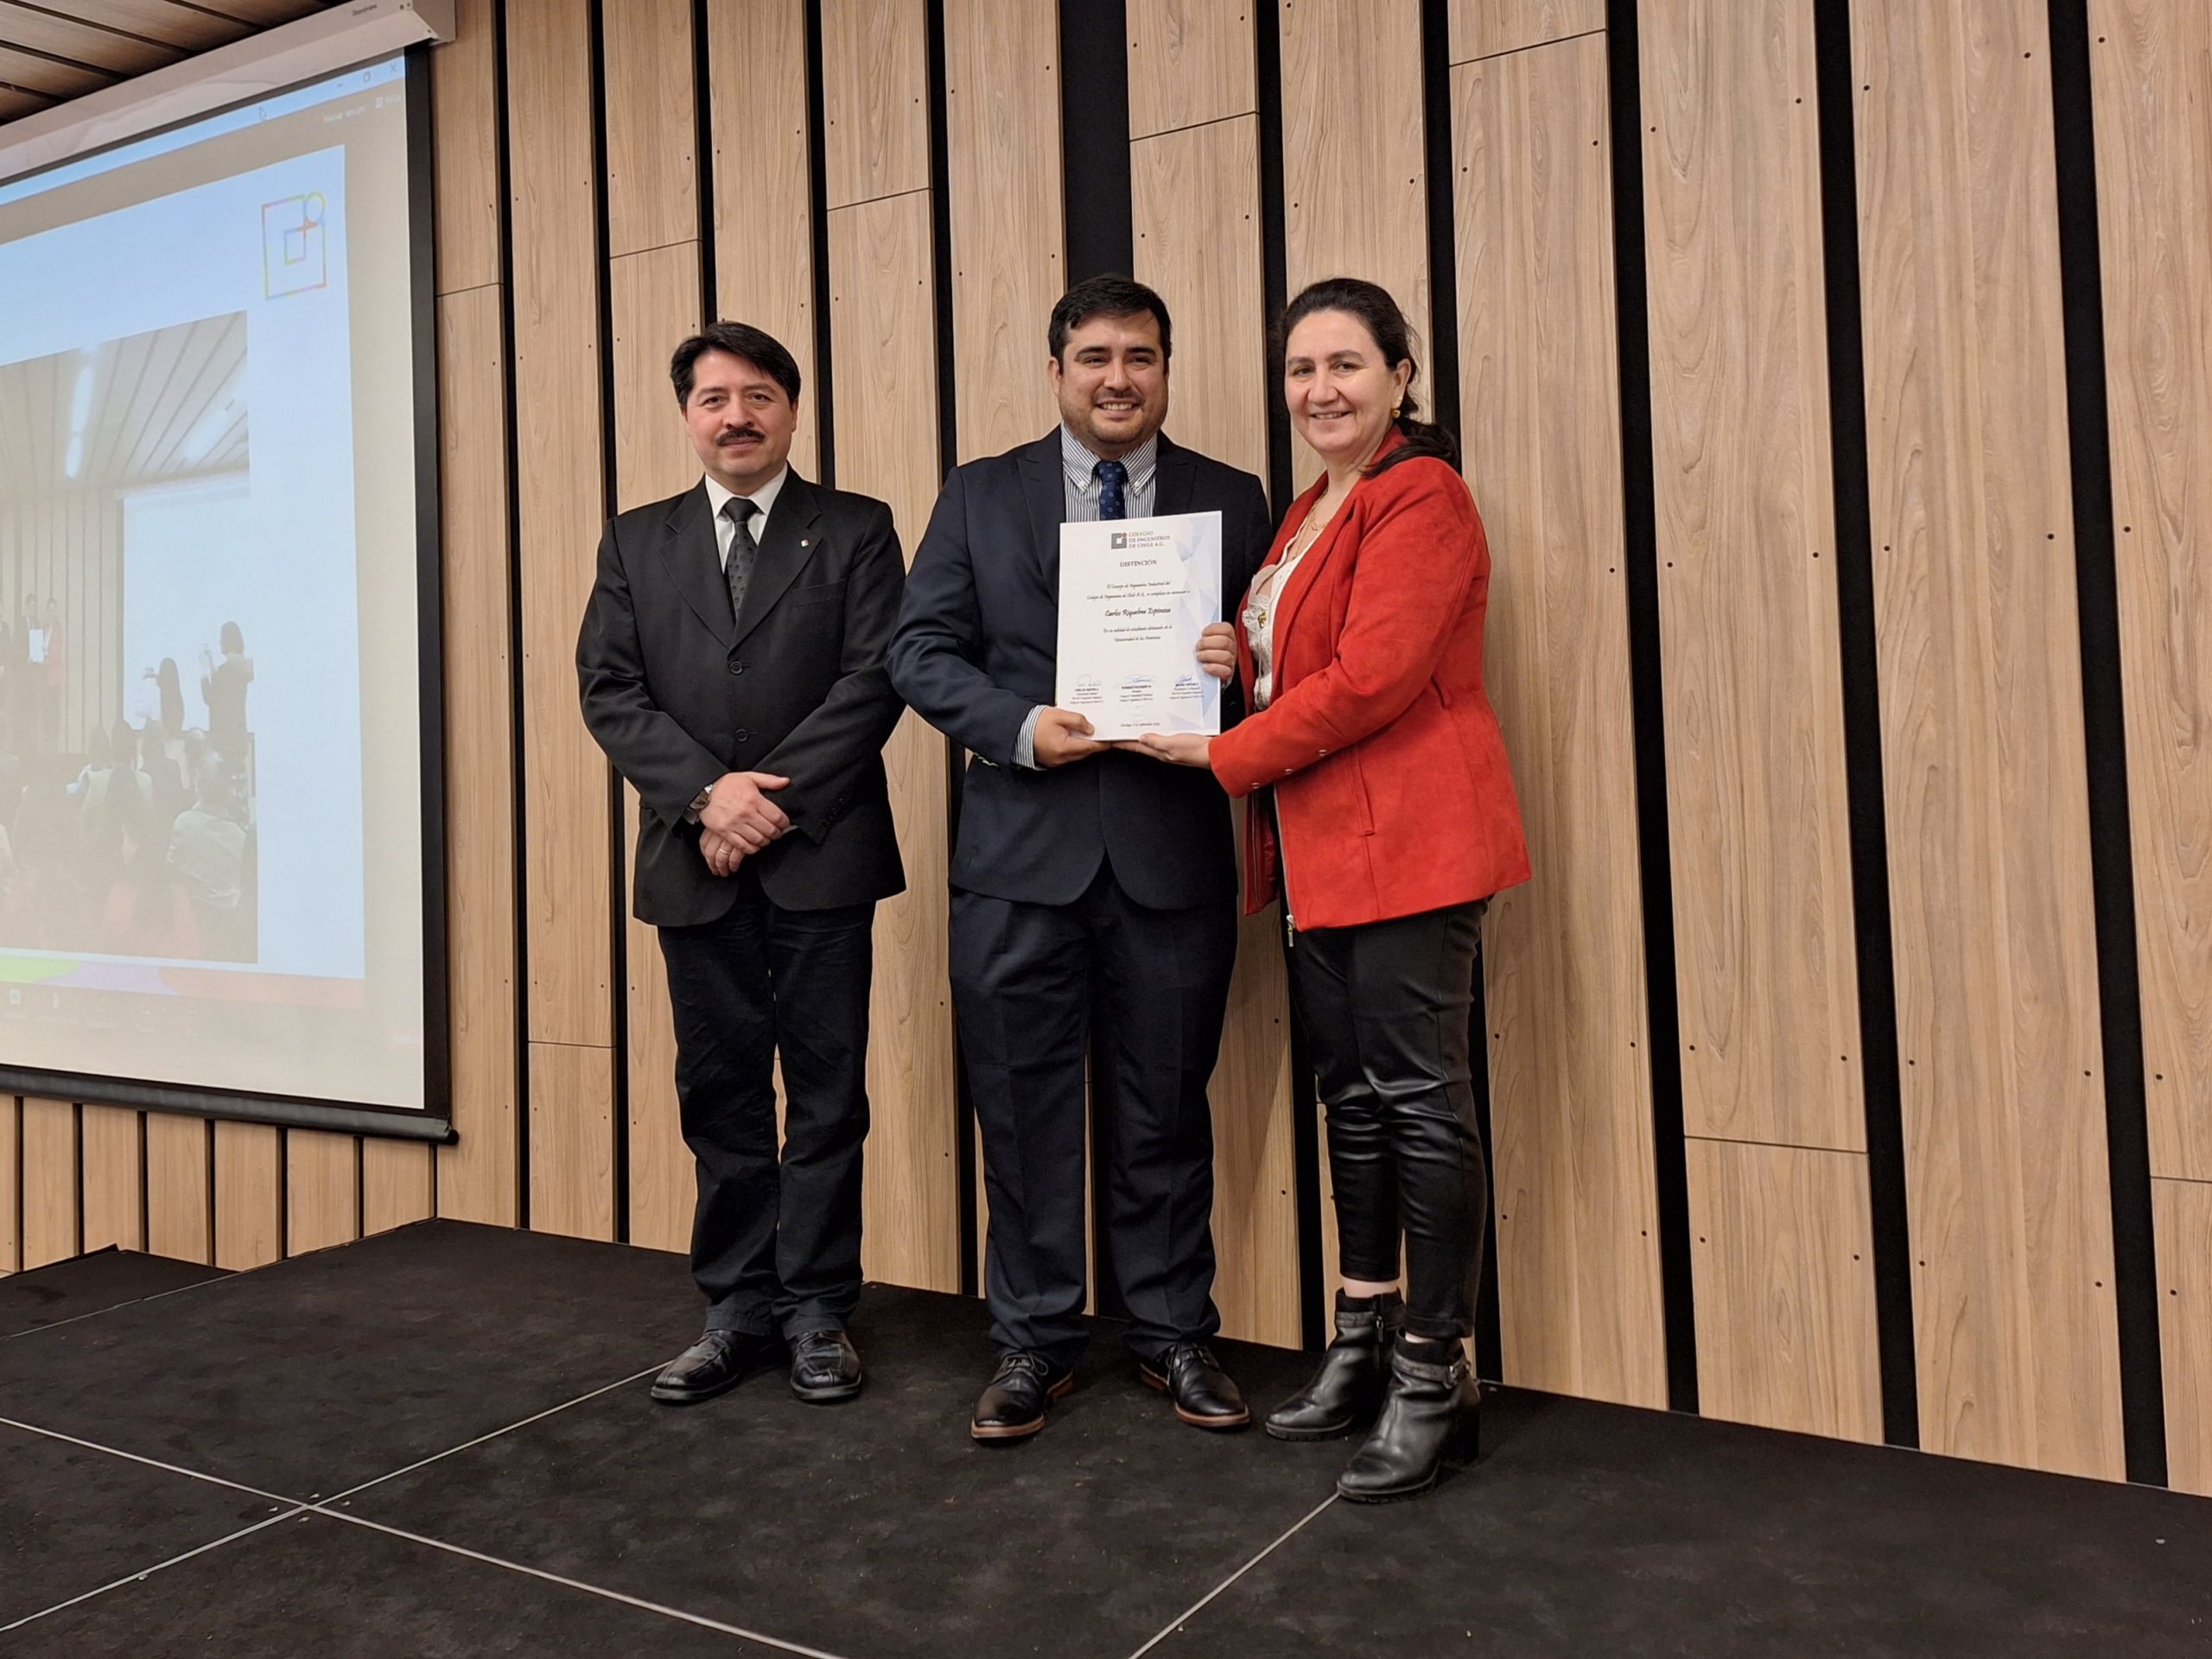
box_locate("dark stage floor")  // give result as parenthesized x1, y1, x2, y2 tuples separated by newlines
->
(3, 1223, 2207, 1656)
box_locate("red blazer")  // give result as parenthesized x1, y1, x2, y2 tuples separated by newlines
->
(1210, 442, 1530, 929)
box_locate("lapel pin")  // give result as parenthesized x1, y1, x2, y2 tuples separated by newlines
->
(801, 539, 810, 548)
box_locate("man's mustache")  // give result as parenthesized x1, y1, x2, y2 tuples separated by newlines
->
(717, 427, 765, 443)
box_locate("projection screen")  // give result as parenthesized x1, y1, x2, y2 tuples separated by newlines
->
(0, 52, 447, 1139)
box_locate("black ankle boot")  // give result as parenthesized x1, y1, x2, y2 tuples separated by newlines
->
(1334, 1334, 1480, 1503)
(1264, 1290, 1403, 1440)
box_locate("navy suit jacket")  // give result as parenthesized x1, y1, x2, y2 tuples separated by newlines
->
(888, 430, 1273, 910)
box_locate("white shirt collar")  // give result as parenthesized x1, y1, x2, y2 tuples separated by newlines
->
(1058, 426, 1159, 498)
(702, 464, 791, 531)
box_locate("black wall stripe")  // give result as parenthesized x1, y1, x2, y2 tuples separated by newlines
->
(1417, 0, 1500, 1383)
(2047, 0, 2165, 1489)
(1058, 0, 1133, 283)
(1057, 0, 1138, 1321)
(1253, 0, 1322, 1353)
(803, 0, 836, 487)
(586, 0, 630, 1243)
(691, 0, 717, 321)
(1810, 0, 1919, 1452)
(924, 0, 979, 1298)
(491, 0, 531, 1229)
(1603, 0, 1697, 1415)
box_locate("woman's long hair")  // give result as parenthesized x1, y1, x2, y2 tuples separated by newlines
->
(1273, 276, 1459, 478)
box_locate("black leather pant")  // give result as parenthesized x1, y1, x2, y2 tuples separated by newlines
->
(1288, 899, 1489, 1342)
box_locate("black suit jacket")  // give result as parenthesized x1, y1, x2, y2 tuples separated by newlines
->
(577, 473, 907, 925)
(887, 430, 1272, 910)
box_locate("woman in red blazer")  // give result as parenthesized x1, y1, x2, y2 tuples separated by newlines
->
(1134, 277, 1529, 1502)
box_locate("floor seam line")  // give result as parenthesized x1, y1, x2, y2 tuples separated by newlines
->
(308, 1506, 864, 1659)
(0, 1271, 239, 1344)
(320, 1363, 664, 1504)
(1123, 1491, 1340, 1659)
(0, 1506, 309, 1634)
(0, 1415, 304, 1507)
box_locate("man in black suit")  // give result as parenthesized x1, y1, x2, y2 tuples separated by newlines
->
(889, 276, 1273, 1441)
(578, 322, 906, 1408)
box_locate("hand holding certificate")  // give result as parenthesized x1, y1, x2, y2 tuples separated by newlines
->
(1055, 510, 1223, 742)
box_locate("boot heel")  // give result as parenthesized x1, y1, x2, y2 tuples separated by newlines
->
(1446, 1404, 1482, 1466)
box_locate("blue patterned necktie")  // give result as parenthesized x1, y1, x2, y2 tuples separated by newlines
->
(1096, 458, 1127, 521)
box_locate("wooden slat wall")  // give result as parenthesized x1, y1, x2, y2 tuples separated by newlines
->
(1637, 0, 1878, 1442)
(2090, 0, 2212, 1497)
(944, 0, 1063, 462)
(431, 0, 519, 1235)
(1130, 0, 1297, 1348)
(824, 0, 960, 1295)
(510, 0, 617, 1239)
(1452, 27, 1667, 1408)
(11, 0, 2207, 1503)
(1854, 0, 2122, 1480)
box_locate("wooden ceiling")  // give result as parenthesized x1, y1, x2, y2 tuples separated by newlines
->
(0, 313, 249, 498)
(0, 2, 332, 127)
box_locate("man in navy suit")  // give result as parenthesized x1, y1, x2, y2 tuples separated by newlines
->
(889, 276, 1273, 1441)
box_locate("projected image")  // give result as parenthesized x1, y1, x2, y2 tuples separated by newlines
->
(0, 315, 259, 963)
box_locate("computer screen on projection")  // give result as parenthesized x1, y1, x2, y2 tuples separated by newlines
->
(0, 54, 440, 1127)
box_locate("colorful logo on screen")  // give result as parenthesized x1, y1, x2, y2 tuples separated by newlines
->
(262, 192, 328, 298)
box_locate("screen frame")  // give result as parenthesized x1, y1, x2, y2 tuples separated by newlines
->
(0, 45, 454, 1145)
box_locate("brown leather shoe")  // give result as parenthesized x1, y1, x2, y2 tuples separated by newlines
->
(1139, 1342, 1250, 1430)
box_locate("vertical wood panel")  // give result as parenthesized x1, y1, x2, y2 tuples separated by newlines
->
(1279, 0, 1427, 484)
(509, 0, 615, 1049)
(529, 1042, 620, 1241)
(1131, 116, 1268, 482)
(828, 189, 960, 1293)
(1855, 0, 2123, 1480)
(1128, 0, 1257, 139)
(1687, 1137, 1881, 1442)
(1130, 89, 1294, 1344)
(144, 1114, 213, 1263)
(510, 0, 619, 1240)
(1450, 0, 1602, 64)
(20, 1099, 73, 1268)
(432, 0, 504, 295)
(213, 1122, 282, 1270)
(0, 1096, 16, 1274)
(1454, 34, 1666, 1407)
(79, 1105, 143, 1253)
(286, 1130, 360, 1255)
(2153, 1177, 2212, 1496)
(820, 0, 930, 209)
(2089, 0, 2212, 1184)
(1638, 0, 1865, 1155)
(435, 283, 522, 1227)
(944, 0, 1065, 462)
(602, 0, 698, 258)
(708, 0, 821, 478)
(610, 236, 707, 1256)
(361, 1140, 435, 1236)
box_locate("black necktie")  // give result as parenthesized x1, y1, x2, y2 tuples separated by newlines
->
(1096, 458, 1128, 521)
(722, 495, 760, 622)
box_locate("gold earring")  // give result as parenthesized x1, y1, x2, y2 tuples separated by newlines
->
(1391, 404, 1402, 419)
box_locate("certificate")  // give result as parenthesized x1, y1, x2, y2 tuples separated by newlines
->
(1056, 510, 1223, 741)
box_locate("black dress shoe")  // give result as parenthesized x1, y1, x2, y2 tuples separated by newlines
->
(1266, 1289, 1403, 1440)
(1139, 1341, 1250, 1430)
(971, 1351, 1076, 1443)
(790, 1328, 863, 1403)
(1335, 1335, 1481, 1503)
(650, 1329, 777, 1405)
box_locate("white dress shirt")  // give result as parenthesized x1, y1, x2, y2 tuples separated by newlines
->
(702, 465, 791, 569)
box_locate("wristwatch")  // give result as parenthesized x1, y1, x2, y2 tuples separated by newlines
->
(685, 781, 714, 824)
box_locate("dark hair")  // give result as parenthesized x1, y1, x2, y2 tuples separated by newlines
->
(1047, 275, 1173, 363)
(1274, 276, 1459, 477)
(671, 321, 803, 408)
(219, 621, 245, 656)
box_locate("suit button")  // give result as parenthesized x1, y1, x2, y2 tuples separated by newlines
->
(728, 658, 743, 675)
(734, 728, 750, 743)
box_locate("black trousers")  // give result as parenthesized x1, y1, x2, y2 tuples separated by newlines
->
(951, 866, 1237, 1365)
(657, 870, 874, 1339)
(1288, 899, 1490, 1342)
